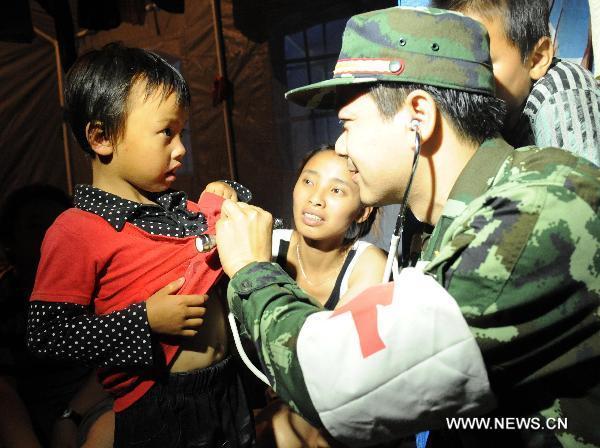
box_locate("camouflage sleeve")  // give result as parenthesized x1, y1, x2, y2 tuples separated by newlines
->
(426, 158, 600, 392)
(227, 261, 322, 425)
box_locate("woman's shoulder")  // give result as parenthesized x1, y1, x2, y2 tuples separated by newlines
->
(338, 242, 387, 305)
(351, 240, 385, 260)
(349, 242, 387, 282)
(354, 242, 387, 267)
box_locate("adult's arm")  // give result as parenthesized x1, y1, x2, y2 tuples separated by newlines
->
(50, 371, 113, 448)
(217, 201, 494, 445)
(227, 263, 494, 445)
(0, 374, 42, 448)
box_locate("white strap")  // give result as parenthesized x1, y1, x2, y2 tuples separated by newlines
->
(339, 241, 373, 297)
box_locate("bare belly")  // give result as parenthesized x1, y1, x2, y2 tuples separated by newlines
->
(169, 284, 229, 372)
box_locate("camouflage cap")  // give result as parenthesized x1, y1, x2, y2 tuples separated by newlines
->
(285, 6, 495, 109)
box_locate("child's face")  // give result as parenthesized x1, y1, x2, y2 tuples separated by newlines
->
(471, 13, 533, 130)
(109, 81, 187, 197)
(293, 150, 367, 243)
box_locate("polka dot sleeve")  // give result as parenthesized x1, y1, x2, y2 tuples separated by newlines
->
(222, 180, 252, 203)
(27, 301, 154, 368)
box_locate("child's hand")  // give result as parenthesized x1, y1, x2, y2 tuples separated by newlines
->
(203, 181, 238, 201)
(146, 277, 207, 336)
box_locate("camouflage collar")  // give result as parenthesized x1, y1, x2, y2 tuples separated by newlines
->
(442, 137, 514, 219)
(422, 137, 514, 261)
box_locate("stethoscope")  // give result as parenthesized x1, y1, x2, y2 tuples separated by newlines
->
(382, 119, 422, 282)
(229, 121, 423, 386)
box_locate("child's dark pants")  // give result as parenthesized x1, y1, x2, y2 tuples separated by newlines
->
(114, 356, 255, 447)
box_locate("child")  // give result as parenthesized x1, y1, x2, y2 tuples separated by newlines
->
(432, 0, 600, 165)
(27, 43, 254, 447)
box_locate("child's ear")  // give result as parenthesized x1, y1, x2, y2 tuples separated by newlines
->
(356, 206, 373, 224)
(528, 36, 554, 81)
(86, 121, 114, 157)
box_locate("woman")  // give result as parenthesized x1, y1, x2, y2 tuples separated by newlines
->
(273, 146, 387, 309)
(257, 146, 387, 447)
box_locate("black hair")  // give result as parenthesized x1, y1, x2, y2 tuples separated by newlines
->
(64, 42, 191, 156)
(368, 83, 506, 145)
(296, 145, 380, 247)
(430, 0, 551, 61)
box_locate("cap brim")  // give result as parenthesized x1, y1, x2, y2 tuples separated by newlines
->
(284, 76, 380, 110)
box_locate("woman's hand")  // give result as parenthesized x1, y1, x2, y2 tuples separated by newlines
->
(216, 200, 273, 277)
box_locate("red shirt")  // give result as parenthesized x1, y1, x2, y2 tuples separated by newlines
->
(31, 193, 224, 411)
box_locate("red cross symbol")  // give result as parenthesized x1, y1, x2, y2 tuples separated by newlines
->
(331, 282, 395, 358)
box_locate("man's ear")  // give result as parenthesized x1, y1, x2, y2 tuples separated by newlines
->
(528, 36, 554, 81)
(85, 121, 114, 157)
(400, 89, 437, 143)
(356, 206, 373, 224)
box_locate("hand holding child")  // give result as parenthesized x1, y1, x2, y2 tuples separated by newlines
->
(203, 181, 238, 201)
(146, 277, 207, 336)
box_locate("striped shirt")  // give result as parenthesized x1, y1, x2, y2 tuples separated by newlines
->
(514, 59, 600, 166)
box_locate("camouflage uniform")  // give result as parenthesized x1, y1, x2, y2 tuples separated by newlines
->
(228, 7, 600, 448)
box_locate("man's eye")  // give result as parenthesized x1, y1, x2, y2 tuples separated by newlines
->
(162, 128, 173, 137)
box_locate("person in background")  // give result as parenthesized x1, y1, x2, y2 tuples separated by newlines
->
(0, 184, 113, 448)
(257, 146, 386, 447)
(26, 43, 254, 448)
(431, 0, 600, 166)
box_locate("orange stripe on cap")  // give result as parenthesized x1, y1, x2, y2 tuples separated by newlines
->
(334, 58, 405, 76)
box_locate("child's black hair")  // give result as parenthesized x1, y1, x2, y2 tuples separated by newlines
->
(296, 145, 379, 247)
(430, 0, 551, 62)
(64, 42, 191, 156)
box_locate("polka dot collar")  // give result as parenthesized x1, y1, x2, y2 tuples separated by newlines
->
(73, 185, 206, 234)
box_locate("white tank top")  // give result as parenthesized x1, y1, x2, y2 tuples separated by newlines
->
(271, 229, 373, 303)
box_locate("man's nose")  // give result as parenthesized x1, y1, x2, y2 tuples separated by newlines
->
(335, 133, 347, 156)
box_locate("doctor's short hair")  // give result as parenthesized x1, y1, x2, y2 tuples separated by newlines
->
(367, 82, 507, 145)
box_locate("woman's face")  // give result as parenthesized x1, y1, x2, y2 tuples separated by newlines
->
(293, 150, 367, 242)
